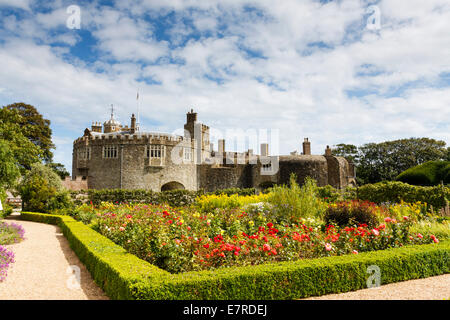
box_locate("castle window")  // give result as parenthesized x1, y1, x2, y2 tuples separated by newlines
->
(184, 147, 192, 161)
(146, 145, 165, 158)
(103, 145, 118, 159)
(78, 147, 91, 160)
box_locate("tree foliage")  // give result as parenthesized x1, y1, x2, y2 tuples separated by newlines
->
(0, 140, 20, 189)
(333, 138, 448, 185)
(46, 162, 70, 180)
(0, 108, 42, 174)
(4, 103, 54, 163)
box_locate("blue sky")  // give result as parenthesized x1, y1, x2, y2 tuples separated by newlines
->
(0, 0, 449, 172)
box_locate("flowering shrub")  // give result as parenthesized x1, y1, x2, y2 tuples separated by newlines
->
(0, 246, 15, 282)
(383, 201, 430, 221)
(324, 200, 384, 228)
(0, 222, 25, 245)
(84, 202, 440, 274)
(195, 193, 269, 213)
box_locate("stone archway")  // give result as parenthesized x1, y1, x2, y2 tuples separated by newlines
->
(161, 181, 185, 191)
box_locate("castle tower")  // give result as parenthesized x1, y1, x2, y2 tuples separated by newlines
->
(302, 138, 311, 155)
(184, 108, 210, 163)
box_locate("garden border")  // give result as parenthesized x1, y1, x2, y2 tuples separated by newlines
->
(20, 212, 450, 300)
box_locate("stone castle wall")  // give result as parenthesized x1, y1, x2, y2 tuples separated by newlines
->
(70, 112, 356, 192)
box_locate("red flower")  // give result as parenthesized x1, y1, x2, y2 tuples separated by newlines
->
(267, 222, 273, 228)
(203, 243, 210, 249)
(263, 244, 271, 251)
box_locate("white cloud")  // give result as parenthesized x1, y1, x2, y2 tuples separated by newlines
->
(0, 0, 449, 171)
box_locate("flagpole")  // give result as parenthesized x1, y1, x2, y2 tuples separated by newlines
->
(136, 89, 140, 132)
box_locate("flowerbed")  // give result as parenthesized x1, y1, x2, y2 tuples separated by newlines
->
(0, 245, 15, 282)
(20, 212, 450, 300)
(0, 222, 25, 245)
(0, 222, 24, 282)
(75, 200, 440, 274)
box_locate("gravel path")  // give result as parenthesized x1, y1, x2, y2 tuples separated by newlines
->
(305, 274, 450, 300)
(0, 216, 108, 300)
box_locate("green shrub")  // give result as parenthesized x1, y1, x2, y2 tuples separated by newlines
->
(18, 212, 450, 300)
(324, 200, 381, 228)
(267, 174, 326, 222)
(18, 163, 73, 213)
(396, 160, 450, 185)
(357, 181, 449, 209)
(0, 188, 13, 219)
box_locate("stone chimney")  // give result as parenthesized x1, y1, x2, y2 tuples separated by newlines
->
(325, 145, 332, 156)
(91, 122, 102, 133)
(260, 143, 269, 156)
(302, 138, 311, 155)
(130, 114, 136, 134)
(218, 139, 225, 154)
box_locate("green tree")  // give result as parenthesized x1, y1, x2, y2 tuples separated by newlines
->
(357, 138, 448, 184)
(4, 103, 55, 163)
(331, 143, 359, 163)
(0, 108, 42, 173)
(0, 139, 20, 189)
(46, 162, 70, 180)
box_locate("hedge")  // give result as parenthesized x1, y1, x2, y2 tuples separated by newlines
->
(20, 212, 450, 300)
(356, 181, 450, 209)
(70, 187, 257, 207)
(396, 160, 450, 185)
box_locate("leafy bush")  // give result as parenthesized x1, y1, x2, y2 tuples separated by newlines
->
(18, 163, 73, 213)
(267, 174, 326, 221)
(356, 181, 450, 209)
(324, 200, 383, 228)
(396, 160, 450, 185)
(0, 188, 13, 218)
(18, 212, 450, 300)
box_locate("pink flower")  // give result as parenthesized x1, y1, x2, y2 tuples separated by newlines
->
(417, 233, 423, 239)
(119, 227, 125, 231)
(372, 229, 379, 236)
(263, 244, 271, 251)
(384, 217, 392, 223)
(325, 243, 332, 251)
(431, 235, 439, 243)
(352, 250, 358, 254)
(403, 216, 409, 221)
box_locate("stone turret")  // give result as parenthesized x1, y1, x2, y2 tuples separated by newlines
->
(103, 105, 121, 133)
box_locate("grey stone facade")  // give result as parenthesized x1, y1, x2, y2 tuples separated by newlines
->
(71, 110, 356, 191)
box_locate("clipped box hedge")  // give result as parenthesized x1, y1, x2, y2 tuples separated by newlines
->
(21, 212, 450, 300)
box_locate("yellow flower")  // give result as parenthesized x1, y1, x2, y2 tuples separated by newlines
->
(248, 220, 254, 226)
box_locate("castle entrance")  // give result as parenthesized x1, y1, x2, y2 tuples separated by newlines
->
(161, 181, 185, 191)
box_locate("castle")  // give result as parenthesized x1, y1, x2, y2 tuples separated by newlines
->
(67, 109, 356, 192)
